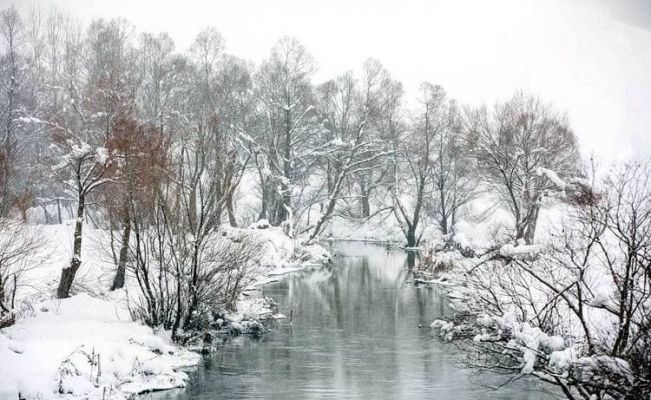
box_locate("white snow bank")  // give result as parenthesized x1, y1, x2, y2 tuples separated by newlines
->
(327, 215, 407, 243)
(499, 242, 544, 259)
(0, 293, 200, 400)
(537, 167, 569, 190)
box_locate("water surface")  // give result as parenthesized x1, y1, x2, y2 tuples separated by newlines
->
(159, 242, 550, 400)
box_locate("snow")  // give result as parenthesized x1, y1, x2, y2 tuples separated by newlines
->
(440, 315, 571, 375)
(549, 347, 576, 370)
(513, 324, 547, 374)
(17, 116, 44, 124)
(0, 221, 331, 399)
(537, 167, 569, 190)
(327, 215, 409, 244)
(0, 292, 200, 399)
(499, 243, 544, 259)
(95, 147, 109, 164)
(430, 319, 453, 331)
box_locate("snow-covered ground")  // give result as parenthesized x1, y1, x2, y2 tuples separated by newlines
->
(0, 222, 330, 400)
(0, 292, 199, 399)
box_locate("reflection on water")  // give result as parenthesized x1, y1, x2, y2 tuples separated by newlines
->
(157, 242, 549, 400)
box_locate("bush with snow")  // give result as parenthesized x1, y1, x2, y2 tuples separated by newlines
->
(430, 164, 651, 400)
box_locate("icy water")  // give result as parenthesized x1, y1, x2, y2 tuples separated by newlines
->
(157, 242, 550, 400)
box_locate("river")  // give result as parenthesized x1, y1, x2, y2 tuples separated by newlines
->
(157, 242, 551, 400)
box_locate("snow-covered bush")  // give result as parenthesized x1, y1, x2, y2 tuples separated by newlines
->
(128, 223, 265, 338)
(0, 220, 41, 328)
(433, 163, 651, 400)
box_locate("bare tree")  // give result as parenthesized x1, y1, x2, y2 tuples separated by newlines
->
(465, 92, 580, 244)
(253, 37, 320, 228)
(0, 6, 23, 217)
(52, 141, 114, 298)
(128, 208, 264, 338)
(137, 32, 176, 134)
(391, 83, 453, 247)
(307, 60, 396, 241)
(101, 117, 168, 291)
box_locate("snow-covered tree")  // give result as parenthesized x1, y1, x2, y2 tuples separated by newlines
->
(253, 37, 320, 228)
(428, 96, 477, 238)
(46, 17, 134, 298)
(308, 60, 397, 241)
(465, 92, 580, 244)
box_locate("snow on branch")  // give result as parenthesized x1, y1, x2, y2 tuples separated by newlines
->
(499, 241, 544, 260)
(536, 167, 569, 190)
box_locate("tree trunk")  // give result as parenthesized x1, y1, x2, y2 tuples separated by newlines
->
(56, 197, 62, 224)
(188, 184, 197, 231)
(57, 193, 85, 298)
(41, 204, 52, 224)
(110, 215, 131, 291)
(277, 184, 289, 224)
(439, 214, 449, 237)
(226, 191, 237, 227)
(360, 195, 370, 218)
(406, 227, 417, 248)
(276, 104, 292, 226)
(406, 250, 417, 269)
(523, 204, 540, 245)
(358, 175, 371, 218)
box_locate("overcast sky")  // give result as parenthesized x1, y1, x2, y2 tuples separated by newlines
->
(5, 0, 651, 161)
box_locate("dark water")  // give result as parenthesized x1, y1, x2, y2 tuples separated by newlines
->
(157, 242, 550, 400)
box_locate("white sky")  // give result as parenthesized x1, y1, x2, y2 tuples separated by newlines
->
(5, 0, 651, 160)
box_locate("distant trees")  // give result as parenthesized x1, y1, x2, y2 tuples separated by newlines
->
(0, 5, 609, 327)
(429, 98, 476, 237)
(0, 7, 21, 218)
(465, 93, 580, 244)
(0, 4, 587, 259)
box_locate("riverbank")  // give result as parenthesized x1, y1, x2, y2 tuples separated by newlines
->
(0, 223, 330, 400)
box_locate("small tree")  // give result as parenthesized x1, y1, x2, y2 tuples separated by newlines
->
(52, 140, 114, 298)
(103, 117, 167, 291)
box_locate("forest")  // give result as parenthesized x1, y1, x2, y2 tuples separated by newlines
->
(0, 4, 649, 400)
